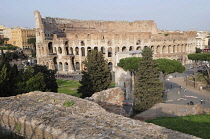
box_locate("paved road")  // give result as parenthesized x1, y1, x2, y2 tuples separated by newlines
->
(164, 68, 210, 108)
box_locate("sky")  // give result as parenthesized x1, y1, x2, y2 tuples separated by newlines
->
(0, 0, 210, 31)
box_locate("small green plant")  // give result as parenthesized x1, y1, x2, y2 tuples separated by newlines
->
(63, 101, 74, 107)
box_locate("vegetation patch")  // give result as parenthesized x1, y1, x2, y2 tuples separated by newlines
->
(146, 114, 210, 139)
(63, 101, 74, 107)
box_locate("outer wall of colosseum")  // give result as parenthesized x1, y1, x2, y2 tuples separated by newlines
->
(34, 10, 197, 74)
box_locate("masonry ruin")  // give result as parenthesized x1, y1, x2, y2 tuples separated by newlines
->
(34, 10, 197, 74)
(0, 91, 200, 138)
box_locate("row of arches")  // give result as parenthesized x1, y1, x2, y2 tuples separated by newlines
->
(41, 42, 193, 58)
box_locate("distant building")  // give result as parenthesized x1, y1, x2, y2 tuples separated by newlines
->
(0, 25, 36, 49)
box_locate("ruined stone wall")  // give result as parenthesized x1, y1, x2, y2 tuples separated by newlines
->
(34, 11, 197, 74)
(0, 91, 200, 139)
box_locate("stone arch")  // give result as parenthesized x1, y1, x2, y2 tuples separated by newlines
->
(64, 62, 68, 71)
(129, 46, 134, 51)
(108, 47, 112, 57)
(81, 41, 85, 46)
(53, 57, 58, 70)
(75, 47, 79, 55)
(75, 62, 80, 70)
(108, 62, 113, 71)
(168, 45, 172, 53)
(48, 42, 53, 54)
(156, 45, 160, 54)
(173, 45, 176, 53)
(94, 47, 98, 51)
(151, 46, 154, 53)
(87, 47, 91, 53)
(136, 46, 141, 50)
(58, 47, 62, 54)
(177, 44, 180, 52)
(144, 46, 148, 49)
(59, 62, 63, 71)
(81, 47, 85, 56)
(122, 46, 127, 52)
(162, 45, 166, 53)
(101, 47, 105, 54)
(70, 47, 73, 55)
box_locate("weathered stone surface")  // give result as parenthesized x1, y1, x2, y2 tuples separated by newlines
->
(0, 92, 200, 139)
(134, 103, 206, 121)
(89, 87, 124, 106)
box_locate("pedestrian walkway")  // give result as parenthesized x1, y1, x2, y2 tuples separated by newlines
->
(170, 77, 210, 98)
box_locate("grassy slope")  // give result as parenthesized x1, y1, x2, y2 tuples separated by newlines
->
(56, 79, 116, 98)
(146, 114, 210, 139)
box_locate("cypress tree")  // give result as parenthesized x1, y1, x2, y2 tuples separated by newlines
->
(133, 47, 163, 112)
(78, 50, 111, 98)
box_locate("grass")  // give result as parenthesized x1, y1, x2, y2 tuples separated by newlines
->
(56, 79, 116, 97)
(63, 101, 74, 107)
(146, 114, 210, 139)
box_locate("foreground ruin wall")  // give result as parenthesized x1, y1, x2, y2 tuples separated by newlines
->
(0, 91, 200, 139)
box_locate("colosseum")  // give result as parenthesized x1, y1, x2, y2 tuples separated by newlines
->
(34, 10, 196, 74)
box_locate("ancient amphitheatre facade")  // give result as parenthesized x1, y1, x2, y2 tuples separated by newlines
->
(34, 11, 196, 74)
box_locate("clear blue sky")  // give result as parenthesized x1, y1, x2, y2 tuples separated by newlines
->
(0, 0, 210, 31)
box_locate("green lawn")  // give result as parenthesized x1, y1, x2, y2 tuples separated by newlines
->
(56, 79, 116, 97)
(146, 114, 210, 139)
(56, 79, 82, 97)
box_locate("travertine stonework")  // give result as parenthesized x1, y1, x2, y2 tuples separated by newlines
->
(0, 91, 200, 139)
(34, 11, 197, 73)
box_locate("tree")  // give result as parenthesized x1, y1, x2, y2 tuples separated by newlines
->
(156, 58, 185, 85)
(195, 47, 202, 53)
(77, 50, 111, 98)
(188, 53, 210, 84)
(133, 47, 163, 112)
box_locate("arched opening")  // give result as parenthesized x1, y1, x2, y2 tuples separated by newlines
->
(122, 46, 127, 52)
(108, 47, 112, 57)
(168, 45, 172, 53)
(48, 42, 53, 54)
(101, 47, 105, 54)
(144, 46, 148, 49)
(53, 57, 57, 70)
(136, 46, 141, 50)
(59, 62, 63, 71)
(177, 44, 180, 52)
(108, 62, 113, 71)
(75, 47, 79, 55)
(173, 45, 176, 53)
(76, 62, 80, 70)
(129, 46, 134, 51)
(81, 47, 85, 56)
(65, 62, 68, 71)
(136, 40, 141, 45)
(151, 46, 154, 52)
(87, 47, 91, 53)
(156, 45, 160, 54)
(70, 47, 73, 55)
(162, 45, 166, 53)
(81, 41, 85, 46)
(42, 47, 44, 55)
(58, 47, 62, 54)
(94, 47, 98, 51)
